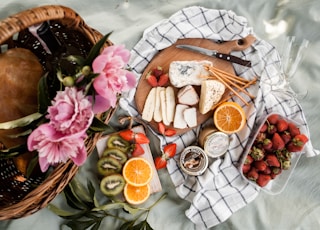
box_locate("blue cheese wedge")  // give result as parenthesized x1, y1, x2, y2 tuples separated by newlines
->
(169, 60, 212, 87)
(199, 80, 225, 114)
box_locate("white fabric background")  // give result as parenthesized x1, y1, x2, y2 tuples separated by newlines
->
(0, 0, 320, 230)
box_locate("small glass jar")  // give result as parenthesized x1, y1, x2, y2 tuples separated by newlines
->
(180, 146, 208, 176)
(199, 126, 229, 158)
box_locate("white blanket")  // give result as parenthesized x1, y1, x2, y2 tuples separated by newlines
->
(123, 6, 319, 229)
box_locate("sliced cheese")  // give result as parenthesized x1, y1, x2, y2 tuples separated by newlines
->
(199, 80, 225, 114)
(153, 87, 164, 122)
(183, 107, 197, 128)
(173, 104, 189, 129)
(177, 85, 199, 106)
(169, 60, 212, 88)
(160, 89, 170, 126)
(142, 87, 156, 122)
(165, 86, 175, 124)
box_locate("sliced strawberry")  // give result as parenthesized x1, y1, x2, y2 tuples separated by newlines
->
(146, 73, 158, 87)
(131, 143, 145, 157)
(158, 122, 166, 135)
(154, 156, 167, 170)
(134, 132, 150, 144)
(119, 129, 134, 141)
(157, 73, 169, 86)
(163, 143, 177, 158)
(164, 128, 176, 137)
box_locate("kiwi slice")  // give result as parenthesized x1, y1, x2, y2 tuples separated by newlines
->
(107, 135, 131, 153)
(97, 156, 122, 176)
(102, 148, 128, 165)
(100, 174, 126, 196)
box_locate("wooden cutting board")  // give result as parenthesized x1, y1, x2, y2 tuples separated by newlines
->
(135, 34, 256, 136)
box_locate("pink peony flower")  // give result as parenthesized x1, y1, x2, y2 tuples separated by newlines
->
(47, 87, 94, 135)
(27, 124, 87, 172)
(92, 45, 136, 111)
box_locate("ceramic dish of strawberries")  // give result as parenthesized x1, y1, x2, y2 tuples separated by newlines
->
(239, 113, 309, 195)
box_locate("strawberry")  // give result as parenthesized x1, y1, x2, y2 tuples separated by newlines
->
(131, 143, 145, 157)
(280, 131, 291, 144)
(157, 73, 169, 86)
(292, 134, 309, 146)
(247, 168, 259, 181)
(281, 160, 291, 170)
(163, 143, 177, 158)
(244, 154, 254, 165)
(242, 164, 251, 174)
(286, 141, 303, 152)
(262, 166, 271, 175)
(267, 114, 279, 125)
(253, 160, 267, 172)
(250, 146, 265, 161)
(164, 128, 176, 137)
(271, 167, 282, 175)
(146, 73, 158, 87)
(272, 133, 285, 150)
(119, 130, 150, 144)
(256, 174, 271, 187)
(262, 138, 273, 151)
(158, 122, 166, 135)
(276, 119, 288, 132)
(265, 153, 280, 167)
(267, 124, 277, 135)
(154, 156, 167, 170)
(255, 132, 266, 143)
(288, 122, 300, 137)
(259, 123, 267, 133)
(152, 66, 163, 78)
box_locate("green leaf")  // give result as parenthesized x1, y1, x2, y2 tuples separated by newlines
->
(119, 220, 135, 230)
(65, 219, 96, 230)
(87, 180, 96, 198)
(83, 32, 113, 66)
(92, 202, 139, 215)
(38, 74, 51, 114)
(89, 117, 115, 133)
(0, 144, 28, 158)
(132, 220, 153, 230)
(69, 178, 93, 203)
(90, 221, 102, 230)
(64, 185, 88, 210)
(0, 113, 42, 130)
(47, 204, 79, 217)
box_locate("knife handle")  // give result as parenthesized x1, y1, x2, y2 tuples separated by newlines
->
(215, 52, 251, 67)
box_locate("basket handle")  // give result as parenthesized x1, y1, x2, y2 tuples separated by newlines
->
(0, 5, 102, 45)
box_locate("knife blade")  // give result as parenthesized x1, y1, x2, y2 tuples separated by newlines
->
(176, 44, 251, 67)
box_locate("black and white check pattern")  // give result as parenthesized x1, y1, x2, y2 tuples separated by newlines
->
(120, 6, 319, 229)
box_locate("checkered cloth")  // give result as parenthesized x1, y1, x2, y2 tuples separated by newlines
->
(120, 6, 319, 229)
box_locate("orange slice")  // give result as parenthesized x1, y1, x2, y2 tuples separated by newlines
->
(122, 157, 153, 187)
(213, 101, 246, 134)
(124, 183, 150, 205)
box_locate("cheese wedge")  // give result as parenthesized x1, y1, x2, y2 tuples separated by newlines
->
(142, 87, 156, 122)
(199, 80, 225, 114)
(173, 104, 189, 129)
(169, 60, 212, 87)
(183, 107, 197, 128)
(177, 85, 199, 106)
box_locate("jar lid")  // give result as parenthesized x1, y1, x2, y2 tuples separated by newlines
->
(204, 132, 229, 158)
(180, 146, 208, 176)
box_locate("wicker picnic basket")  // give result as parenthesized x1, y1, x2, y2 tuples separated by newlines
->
(0, 5, 114, 220)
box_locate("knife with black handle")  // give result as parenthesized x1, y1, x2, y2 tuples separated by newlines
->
(176, 44, 251, 67)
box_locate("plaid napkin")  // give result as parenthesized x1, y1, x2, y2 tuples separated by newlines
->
(120, 6, 319, 229)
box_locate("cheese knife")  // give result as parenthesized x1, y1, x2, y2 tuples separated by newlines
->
(176, 44, 252, 67)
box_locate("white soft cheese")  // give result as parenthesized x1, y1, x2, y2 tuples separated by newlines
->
(199, 80, 225, 114)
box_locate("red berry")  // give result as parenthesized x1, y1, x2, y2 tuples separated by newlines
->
(152, 66, 163, 78)
(163, 143, 177, 158)
(242, 163, 251, 174)
(146, 73, 158, 87)
(256, 174, 271, 187)
(244, 154, 254, 165)
(260, 123, 267, 133)
(262, 138, 273, 151)
(131, 143, 145, 157)
(280, 131, 291, 144)
(288, 122, 300, 137)
(267, 114, 279, 125)
(157, 73, 169, 86)
(272, 133, 285, 150)
(154, 156, 167, 170)
(265, 153, 280, 167)
(253, 160, 267, 172)
(247, 168, 259, 181)
(276, 119, 288, 132)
